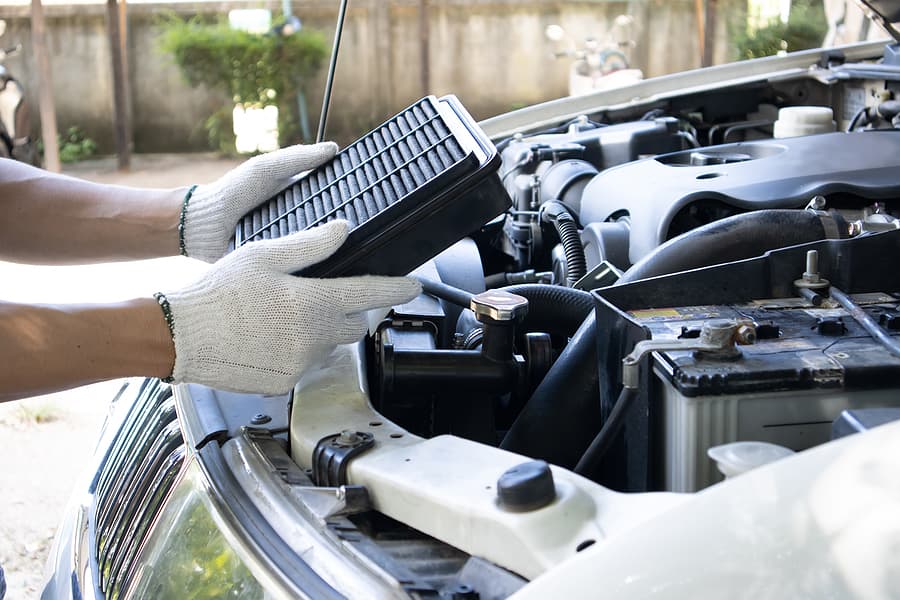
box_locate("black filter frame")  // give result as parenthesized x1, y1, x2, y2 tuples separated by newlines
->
(232, 95, 510, 277)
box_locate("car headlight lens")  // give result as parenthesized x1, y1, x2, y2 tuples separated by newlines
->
(125, 460, 268, 599)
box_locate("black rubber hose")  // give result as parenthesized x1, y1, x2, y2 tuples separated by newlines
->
(421, 277, 594, 339)
(484, 269, 551, 288)
(484, 272, 513, 288)
(573, 386, 637, 478)
(419, 277, 474, 308)
(541, 200, 587, 288)
(554, 212, 587, 286)
(618, 209, 830, 284)
(421, 276, 599, 468)
(848, 106, 872, 131)
(500, 284, 593, 337)
(500, 312, 601, 468)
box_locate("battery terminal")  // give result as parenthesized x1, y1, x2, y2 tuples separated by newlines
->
(622, 319, 756, 389)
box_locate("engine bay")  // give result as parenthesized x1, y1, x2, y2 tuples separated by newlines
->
(320, 41, 900, 499)
(224, 39, 900, 597)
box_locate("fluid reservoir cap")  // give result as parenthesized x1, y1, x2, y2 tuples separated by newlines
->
(471, 290, 529, 323)
(707, 441, 795, 478)
(773, 106, 836, 138)
(497, 460, 556, 511)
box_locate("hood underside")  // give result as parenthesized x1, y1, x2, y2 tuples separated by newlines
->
(858, 0, 900, 21)
(856, 0, 900, 39)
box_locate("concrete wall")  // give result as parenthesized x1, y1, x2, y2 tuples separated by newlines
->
(0, 0, 744, 153)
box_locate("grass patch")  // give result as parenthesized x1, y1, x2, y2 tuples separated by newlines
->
(16, 403, 60, 425)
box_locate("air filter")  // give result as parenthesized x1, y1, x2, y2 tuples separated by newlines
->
(232, 95, 510, 277)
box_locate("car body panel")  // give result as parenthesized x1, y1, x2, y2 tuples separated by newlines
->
(511, 419, 900, 599)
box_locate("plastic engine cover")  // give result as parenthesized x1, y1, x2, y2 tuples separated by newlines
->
(579, 131, 900, 264)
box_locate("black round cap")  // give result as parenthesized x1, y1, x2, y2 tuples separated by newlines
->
(497, 460, 556, 512)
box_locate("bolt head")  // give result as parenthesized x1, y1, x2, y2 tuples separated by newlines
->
(735, 324, 757, 345)
(337, 430, 360, 446)
(250, 413, 272, 425)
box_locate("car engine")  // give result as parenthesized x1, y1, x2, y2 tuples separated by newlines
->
(361, 43, 900, 496)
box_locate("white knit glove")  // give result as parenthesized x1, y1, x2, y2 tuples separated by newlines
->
(181, 142, 338, 262)
(157, 220, 421, 395)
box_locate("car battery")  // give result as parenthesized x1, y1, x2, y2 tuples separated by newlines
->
(629, 295, 900, 492)
(593, 230, 900, 493)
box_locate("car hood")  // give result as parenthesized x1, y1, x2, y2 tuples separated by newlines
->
(858, 0, 900, 22)
(856, 0, 900, 39)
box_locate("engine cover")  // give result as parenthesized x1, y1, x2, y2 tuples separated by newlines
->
(579, 131, 900, 264)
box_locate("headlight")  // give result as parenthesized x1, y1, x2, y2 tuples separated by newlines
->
(125, 460, 268, 599)
(90, 379, 283, 599)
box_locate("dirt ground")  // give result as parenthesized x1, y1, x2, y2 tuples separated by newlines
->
(0, 153, 241, 599)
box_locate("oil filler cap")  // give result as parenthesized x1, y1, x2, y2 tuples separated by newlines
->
(497, 460, 556, 512)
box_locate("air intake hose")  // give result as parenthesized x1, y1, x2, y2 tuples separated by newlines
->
(619, 209, 836, 284)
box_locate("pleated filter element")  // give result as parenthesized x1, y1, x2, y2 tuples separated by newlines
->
(232, 95, 510, 278)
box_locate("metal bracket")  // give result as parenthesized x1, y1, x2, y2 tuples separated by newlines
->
(240, 427, 372, 519)
(622, 319, 755, 389)
(312, 430, 375, 486)
(293, 484, 371, 520)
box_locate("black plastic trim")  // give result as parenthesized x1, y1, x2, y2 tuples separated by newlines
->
(179, 384, 229, 450)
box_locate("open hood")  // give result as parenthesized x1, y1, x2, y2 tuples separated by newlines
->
(856, 0, 900, 39)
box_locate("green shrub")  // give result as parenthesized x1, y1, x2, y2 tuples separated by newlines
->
(159, 15, 327, 149)
(734, 0, 828, 60)
(38, 126, 98, 163)
(203, 107, 237, 156)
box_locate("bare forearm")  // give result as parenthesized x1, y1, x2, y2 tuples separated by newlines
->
(0, 159, 185, 263)
(0, 299, 175, 402)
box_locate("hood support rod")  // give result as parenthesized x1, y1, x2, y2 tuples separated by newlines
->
(316, 0, 349, 143)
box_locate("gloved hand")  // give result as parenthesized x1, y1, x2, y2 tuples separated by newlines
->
(156, 220, 421, 395)
(182, 142, 338, 262)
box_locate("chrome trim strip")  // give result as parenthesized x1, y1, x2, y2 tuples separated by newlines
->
(92, 380, 187, 596)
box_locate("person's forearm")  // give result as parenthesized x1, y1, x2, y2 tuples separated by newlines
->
(0, 299, 175, 402)
(0, 159, 185, 263)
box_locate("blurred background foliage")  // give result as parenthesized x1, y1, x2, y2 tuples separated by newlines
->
(734, 0, 828, 59)
(159, 15, 327, 151)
